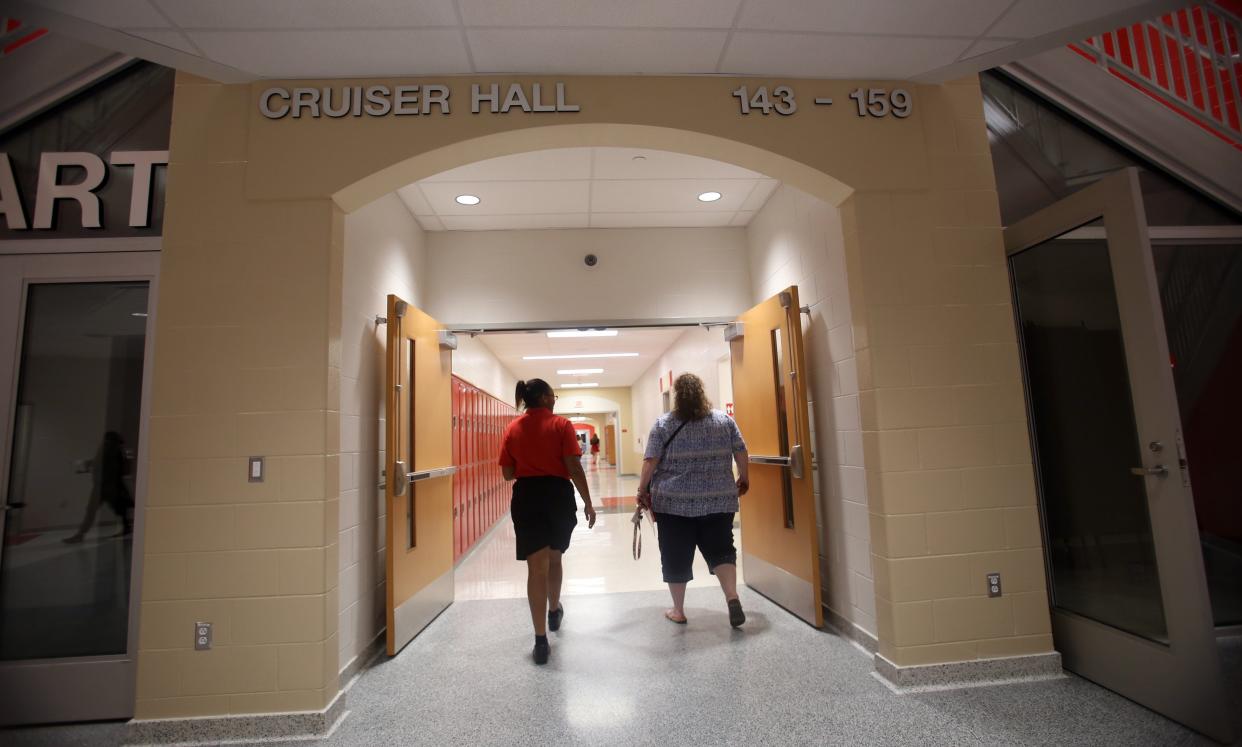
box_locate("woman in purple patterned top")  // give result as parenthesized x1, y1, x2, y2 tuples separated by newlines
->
(638, 373, 750, 627)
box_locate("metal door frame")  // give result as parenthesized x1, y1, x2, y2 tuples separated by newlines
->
(1004, 168, 1231, 741)
(0, 248, 160, 725)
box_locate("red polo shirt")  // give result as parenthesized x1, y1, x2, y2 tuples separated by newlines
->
(499, 407, 581, 479)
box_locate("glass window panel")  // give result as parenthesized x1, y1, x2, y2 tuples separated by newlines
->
(0, 281, 149, 660)
(1151, 241, 1242, 626)
(1011, 235, 1169, 643)
(770, 328, 794, 529)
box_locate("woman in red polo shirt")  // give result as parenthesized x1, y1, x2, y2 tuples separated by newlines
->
(499, 378, 596, 665)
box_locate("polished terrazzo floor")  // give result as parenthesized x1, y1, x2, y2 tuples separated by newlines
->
(9, 590, 1233, 746)
(5, 461, 1237, 746)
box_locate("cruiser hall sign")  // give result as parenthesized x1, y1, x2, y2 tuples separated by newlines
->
(259, 82, 581, 118)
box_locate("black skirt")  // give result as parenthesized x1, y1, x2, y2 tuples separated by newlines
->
(510, 476, 577, 560)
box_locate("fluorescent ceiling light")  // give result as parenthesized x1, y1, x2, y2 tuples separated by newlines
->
(560, 383, 599, 388)
(523, 353, 638, 360)
(569, 416, 589, 421)
(557, 368, 604, 375)
(546, 329, 618, 338)
(697, 191, 722, 202)
(455, 194, 481, 205)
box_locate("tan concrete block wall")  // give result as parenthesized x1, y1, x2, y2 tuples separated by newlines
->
(141, 71, 1053, 718)
(135, 72, 340, 719)
(843, 79, 1053, 667)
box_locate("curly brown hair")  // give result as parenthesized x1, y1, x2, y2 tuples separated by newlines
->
(673, 373, 712, 421)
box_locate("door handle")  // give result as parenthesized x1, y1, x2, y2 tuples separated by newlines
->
(1130, 465, 1168, 477)
(749, 455, 791, 466)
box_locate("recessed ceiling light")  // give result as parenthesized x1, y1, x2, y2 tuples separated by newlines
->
(455, 194, 481, 205)
(546, 329, 618, 338)
(561, 383, 599, 388)
(698, 191, 722, 202)
(632, 155, 646, 161)
(557, 368, 604, 375)
(523, 353, 638, 360)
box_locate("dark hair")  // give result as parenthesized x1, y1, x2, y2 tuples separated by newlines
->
(515, 378, 554, 410)
(673, 373, 712, 421)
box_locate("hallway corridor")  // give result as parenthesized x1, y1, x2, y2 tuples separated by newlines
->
(455, 462, 744, 601)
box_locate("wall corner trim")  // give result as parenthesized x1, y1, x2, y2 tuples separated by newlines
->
(873, 651, 1064, 693)
(823, 604, 879, 656)
(124, 691, 348, 746)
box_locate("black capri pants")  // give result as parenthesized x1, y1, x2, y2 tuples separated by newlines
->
(510, 476, 577, 561)
(653, 512, 737, 584)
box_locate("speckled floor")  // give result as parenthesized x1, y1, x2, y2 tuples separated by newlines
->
(5, 590, 1236, 746)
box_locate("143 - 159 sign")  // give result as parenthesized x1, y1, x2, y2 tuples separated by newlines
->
(730, 85, 912, 118)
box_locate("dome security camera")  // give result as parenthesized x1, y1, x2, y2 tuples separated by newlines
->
(584, 254, 599, 268)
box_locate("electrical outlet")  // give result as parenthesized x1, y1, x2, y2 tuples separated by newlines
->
(986, 573, 1002, 598)
(194, 621, 212, 650)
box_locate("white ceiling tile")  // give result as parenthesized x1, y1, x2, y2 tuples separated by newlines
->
(740, 179, 779, 211)
(958, 38, 1020, 60)
(730, 211, 756, 226)
(155, 0, 460, 29)
(396, 185, 434, 215)
(32, 0, 170, 27)
(123, 29, 198, 55)
(424, 148, 593, 182)
(721, 31, 971, 78)
(989, 0, 1151, 39)
(467, 29, 727, 74)
(738, 0, 1008, 38)
(591, 179, 751, 213)
(440, 214, 590, 231)
(417, 215, 446, 231)
(186, 29, 472, 78)
(459, 0, 742, 29)
(421, 180, 590, 215)
(592, 148, 765, 180)
(590, 212, 735, 228)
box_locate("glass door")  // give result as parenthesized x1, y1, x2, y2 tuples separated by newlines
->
(1149, 236, 1242, 630)
(0, 251, 158, 725)
(1005, 169, 1231, 741)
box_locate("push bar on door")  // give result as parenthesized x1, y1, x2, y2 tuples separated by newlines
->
(391, 461, 457, 495)
(748, 445, 804, 479)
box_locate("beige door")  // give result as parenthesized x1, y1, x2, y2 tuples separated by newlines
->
(729, 286, 823, 627)
(384, 295, 455, 656)
(1005, 169, 1231, 741)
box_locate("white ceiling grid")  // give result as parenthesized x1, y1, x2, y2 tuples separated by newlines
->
(396, 147, 778, 232)
(15, 0, 1186, 83)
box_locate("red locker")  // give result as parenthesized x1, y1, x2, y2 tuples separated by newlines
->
(452, 381, 461, 561)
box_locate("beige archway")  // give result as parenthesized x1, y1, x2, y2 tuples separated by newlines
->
(137, 73, 1045, 724)
(330, 123, 854, 213)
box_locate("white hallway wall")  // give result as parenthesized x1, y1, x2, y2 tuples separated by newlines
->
(338, 194, 519, 676)
(425, 227, 751, 326)
(339, 194, 425, 676)
(631, 327, 732, 458)
(746, 184, 874, 636)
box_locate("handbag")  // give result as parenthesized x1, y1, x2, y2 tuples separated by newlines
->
(632, 418, 690, 559)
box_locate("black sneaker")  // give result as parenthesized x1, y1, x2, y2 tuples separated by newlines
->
(548, 604, 564, 632)
(727, 598, 745, 628)
(533, 639, 550, 665)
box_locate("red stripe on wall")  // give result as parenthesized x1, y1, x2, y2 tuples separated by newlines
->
(3, 27, 46, 55)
